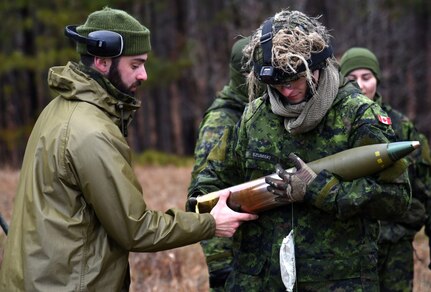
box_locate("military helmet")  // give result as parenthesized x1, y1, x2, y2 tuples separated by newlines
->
(245, 10, 333, 85)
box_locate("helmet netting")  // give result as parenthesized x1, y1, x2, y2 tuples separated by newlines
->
(243, 10, 332, 100)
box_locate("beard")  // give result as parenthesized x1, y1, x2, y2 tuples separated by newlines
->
(107, 58, 134, 96)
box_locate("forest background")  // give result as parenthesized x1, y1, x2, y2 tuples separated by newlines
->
(1, 1, 431, 290)
(0, 0, 430, 167)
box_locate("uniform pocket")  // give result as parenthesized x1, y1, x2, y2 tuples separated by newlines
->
(296, 257, 361, 282)
(233, 222, 266, 276)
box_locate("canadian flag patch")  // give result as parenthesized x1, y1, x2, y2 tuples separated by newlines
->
(377, 115, 392, 125)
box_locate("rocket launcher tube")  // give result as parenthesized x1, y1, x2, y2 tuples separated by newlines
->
(192, 141, 420, 214)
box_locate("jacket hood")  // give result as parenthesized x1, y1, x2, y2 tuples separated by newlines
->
(228, 65, 249, 99)
(48, 62, 141, 120)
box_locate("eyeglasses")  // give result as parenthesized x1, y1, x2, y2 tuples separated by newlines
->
(273, 71, 307, 87)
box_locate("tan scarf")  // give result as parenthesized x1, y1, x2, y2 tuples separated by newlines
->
(268, 63, 339, 134)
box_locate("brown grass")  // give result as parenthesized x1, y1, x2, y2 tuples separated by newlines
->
(1, 166, 431, 291)
(0, 166, 209, 291)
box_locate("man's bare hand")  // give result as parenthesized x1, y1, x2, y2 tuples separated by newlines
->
(210, 189, 258, 237)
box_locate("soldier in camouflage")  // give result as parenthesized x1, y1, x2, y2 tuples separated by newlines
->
(340, 47, 431, 292)
(187, 37, 252, 290)
(188, 9, 411, 291)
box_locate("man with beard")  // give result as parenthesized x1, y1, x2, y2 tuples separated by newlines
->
(0, 7, 257, 291)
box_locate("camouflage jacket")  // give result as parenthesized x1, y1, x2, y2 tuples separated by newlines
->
(189, 77, 248, 187)
(375, 94, 431, 243)
(189, 81, 411, 290)
(187, 72, 249, 289)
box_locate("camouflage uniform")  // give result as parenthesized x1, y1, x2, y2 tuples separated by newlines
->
(188, 37, 250, 290)
(375, 94, 431, 292)
(188, 80, 411, 291)
(340, 46, 431, 291)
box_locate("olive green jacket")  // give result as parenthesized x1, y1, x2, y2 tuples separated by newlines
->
(0, 62, 215, 291)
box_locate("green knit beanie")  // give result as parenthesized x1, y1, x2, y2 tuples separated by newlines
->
(339, 47, 381, 82)
(76, 7, 151, 56)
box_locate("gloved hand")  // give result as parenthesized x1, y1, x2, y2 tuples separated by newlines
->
(265, 153, 317, 203)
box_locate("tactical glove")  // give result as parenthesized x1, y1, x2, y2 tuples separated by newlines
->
(265, 153, 317, 203)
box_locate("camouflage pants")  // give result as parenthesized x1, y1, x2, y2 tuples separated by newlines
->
(298, 278, 379, 292)
(378, 239, 413, 292)
(200, 237, 233, 290)
(224, 272, 379, 292)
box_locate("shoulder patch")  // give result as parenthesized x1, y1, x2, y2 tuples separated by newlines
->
(377, 114, 392, 125)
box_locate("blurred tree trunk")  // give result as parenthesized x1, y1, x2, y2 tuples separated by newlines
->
(0, 0, 430, 167)
(415, 0, 431, 132)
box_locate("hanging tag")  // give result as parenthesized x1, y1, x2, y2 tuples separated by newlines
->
(280, 230, 296, 291)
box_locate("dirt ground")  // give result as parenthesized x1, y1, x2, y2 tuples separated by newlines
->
(1, 166, 431, 291)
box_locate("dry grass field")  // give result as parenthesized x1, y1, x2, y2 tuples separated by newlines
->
(0, 166, 209, 291)
(1, 166, 431, 291)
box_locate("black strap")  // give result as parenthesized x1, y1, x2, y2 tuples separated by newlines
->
(64, 25, 100, 48)
(260, 17, 274, 66)
(309, 46, 333, 69)
(295, 45, 333, 73)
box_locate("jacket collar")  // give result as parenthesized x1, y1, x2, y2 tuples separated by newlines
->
(48, 61, 141, 136)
